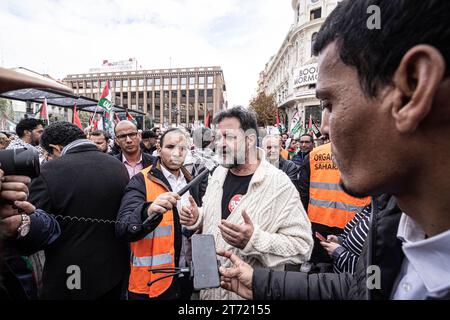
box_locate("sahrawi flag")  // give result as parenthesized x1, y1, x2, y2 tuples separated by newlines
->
(98, 80, 114, 131)
(290, 110, 302, 138)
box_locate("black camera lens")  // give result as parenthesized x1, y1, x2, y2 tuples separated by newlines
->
(0, 148, 40, 178)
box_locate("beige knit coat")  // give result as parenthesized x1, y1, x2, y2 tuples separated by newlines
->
(186, 149, 313, 300)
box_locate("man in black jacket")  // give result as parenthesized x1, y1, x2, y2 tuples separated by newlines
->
(113, 120, 155, 178)
(218, 0, 450, 300)
(28, 122, 130, 300)
(116, 128, 204, 300)
(262, 134, 299, 190)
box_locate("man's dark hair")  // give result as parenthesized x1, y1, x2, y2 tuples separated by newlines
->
(15, 118, 44, 138)
(213, 106, 259, 141)
(40, 121, 86, 153)
(300, 133, 313, 142)
(159, 128, 185, 148)
(313, 0, 450, 97)
(142, 130, 158, 139)
(91, 130, 110, 141)
(151, 127, 160, 133)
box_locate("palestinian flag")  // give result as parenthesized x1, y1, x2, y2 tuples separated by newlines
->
(98, 80, 114, 131)
(126, 109, 137, 126)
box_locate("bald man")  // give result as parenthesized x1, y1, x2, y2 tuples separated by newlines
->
(113, 120, 155, 178)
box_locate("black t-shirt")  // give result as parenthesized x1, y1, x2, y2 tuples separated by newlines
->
(221, 171, 254, 220)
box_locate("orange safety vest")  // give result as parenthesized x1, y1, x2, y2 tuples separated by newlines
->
(128, 166, 175, 298)
(280, 148, 289, 160)
(308, 143, 371, 229)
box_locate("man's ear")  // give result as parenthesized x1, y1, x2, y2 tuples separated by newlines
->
(391, 45, 445, 133)
(48, 144, 63, 157)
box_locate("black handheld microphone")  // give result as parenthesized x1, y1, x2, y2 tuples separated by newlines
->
(142, 157, 218, 225)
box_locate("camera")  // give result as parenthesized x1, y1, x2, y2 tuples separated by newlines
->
(0, 148, 40, 179)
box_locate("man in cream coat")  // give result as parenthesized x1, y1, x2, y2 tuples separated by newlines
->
(180, 106, 313, 300)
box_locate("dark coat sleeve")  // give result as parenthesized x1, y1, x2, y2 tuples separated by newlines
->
(298, 154, 310, 210)
(252, 268, 353, 300)
(115, 172, 163, 242)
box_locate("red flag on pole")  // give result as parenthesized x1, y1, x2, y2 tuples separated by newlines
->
(73, 103, 83, 129)
(39, 97, 49, 125)
(205, 111, 210, 128)
(114, 113, 121, 124)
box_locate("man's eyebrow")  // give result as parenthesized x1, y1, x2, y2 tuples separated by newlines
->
(315, 88, 328, 99)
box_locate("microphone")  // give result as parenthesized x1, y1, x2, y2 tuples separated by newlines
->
(142, 157, 218, 225)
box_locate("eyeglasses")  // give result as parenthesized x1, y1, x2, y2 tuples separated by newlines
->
(116, 132, 138, 141)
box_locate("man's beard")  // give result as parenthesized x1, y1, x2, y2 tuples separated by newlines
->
(267, 156, 279, 168)
(219, 148, 245, 169)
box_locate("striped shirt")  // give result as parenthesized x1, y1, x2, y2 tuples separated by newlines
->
(332, 204, 371, 274)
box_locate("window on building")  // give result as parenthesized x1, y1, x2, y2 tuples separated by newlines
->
(207, 89, 213, 97)
(163, 78, 170, 85)
(172, 91, 177, 99)
(155, 91, 160, 99)
(131, 79, 137, 87)
(147, 78, 153, 86)
(311, 32, 318, 56)
(310, 8, 322, 20)
(189, 77, 195, 85)
(123, 79, 129, 87)
(207, 76, 213, 84)
(181, 77, 187, 85)
(138, 79, 144, 86)
(199, 90, 205, 97)
(297, 4, 301, 23)
(123, 92, 128, 100)
(164, 91, 169, 99)
(198, 76, 205, 84)
(171, 77, 178, 85)
(115, 80, 121, 87)
(189, 90, 195, 100)
(155, 78, 161, 86)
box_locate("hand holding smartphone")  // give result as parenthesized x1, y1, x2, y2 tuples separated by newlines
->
(315, 231, 329, 242)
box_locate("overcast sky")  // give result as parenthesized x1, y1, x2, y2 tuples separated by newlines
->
(0, 0, 293, 106)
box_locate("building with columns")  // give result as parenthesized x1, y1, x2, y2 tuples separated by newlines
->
(257, 0, 339, 136)
(63, 59, 227, 128)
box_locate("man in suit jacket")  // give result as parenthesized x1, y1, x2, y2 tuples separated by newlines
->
(113, 120, 155, 178)
(28, 121, 130, 300)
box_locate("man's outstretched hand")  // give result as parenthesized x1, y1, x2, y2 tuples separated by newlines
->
(217, 249, 254, 300)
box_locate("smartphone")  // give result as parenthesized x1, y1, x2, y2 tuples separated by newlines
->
(191, 234, 221, 290)
(315, 231, 328, 242)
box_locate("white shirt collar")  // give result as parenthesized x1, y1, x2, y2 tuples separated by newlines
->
(160, 163, 184, 183)
(122, 153, 143, 165)
(397, 213, 450, 293)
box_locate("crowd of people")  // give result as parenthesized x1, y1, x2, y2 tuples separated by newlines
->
(0, 0, 449, 301)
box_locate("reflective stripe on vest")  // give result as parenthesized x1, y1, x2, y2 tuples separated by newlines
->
(132, 253, 173, 267)
(128, 165, 176, 298)
(308, 143, 371, 229)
